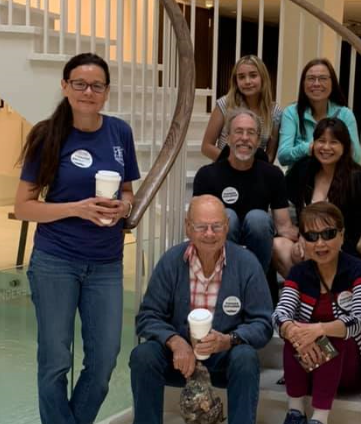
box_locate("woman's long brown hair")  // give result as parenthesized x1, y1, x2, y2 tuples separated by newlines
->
(17, 53, 110, 193)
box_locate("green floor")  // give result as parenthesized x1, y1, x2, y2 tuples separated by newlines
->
(0, 267, 136, 424)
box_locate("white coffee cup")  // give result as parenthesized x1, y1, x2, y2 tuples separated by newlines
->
(188, 308, 213, 360)
(95, 170, 122, 225)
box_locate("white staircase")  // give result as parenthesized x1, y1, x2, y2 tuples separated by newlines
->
(0, 0, 210, 178)
(1, 2, 361, 424)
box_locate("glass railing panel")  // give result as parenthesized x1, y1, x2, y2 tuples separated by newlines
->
(0, 266, 38, 424)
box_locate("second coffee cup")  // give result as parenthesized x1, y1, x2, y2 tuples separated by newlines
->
(95, 170, 122, 225)
(188, 308, 213, 360)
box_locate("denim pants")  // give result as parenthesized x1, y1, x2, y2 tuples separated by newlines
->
(226, 208, 274, 273)
(27, 249, 123, 424)
(129, 340, 260, 424)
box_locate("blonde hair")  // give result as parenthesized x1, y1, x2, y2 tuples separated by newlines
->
(225, 55, 273, 136)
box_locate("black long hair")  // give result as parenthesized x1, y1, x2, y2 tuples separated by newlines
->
(297, 58, 347, 138)
(18, 53, 110, 192)
(302, 118, 361, 208)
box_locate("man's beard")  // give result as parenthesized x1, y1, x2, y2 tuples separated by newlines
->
(230, 143, 257, 162)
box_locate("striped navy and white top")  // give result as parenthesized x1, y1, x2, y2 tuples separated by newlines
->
(216, 95, 283, 151)
(272, 252, 361, 356)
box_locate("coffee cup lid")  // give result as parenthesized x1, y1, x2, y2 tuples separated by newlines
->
(95, 170, 121, 180)
(188, 308, 212, 322)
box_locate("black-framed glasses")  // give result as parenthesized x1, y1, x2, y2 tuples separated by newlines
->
(301, 228, 339, 243)
(68, 79, 108, 93)
(189, 222, 227, 233)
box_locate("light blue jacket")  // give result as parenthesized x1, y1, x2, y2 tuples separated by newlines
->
(136, 241, 273, 350)
(278, 101, 361, 166)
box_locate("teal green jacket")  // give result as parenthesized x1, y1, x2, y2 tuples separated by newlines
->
(278, 101, 361, 166)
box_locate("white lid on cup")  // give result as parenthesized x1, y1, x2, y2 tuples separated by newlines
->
(95, 170, 121, 181)
(188, 308, 213, 323)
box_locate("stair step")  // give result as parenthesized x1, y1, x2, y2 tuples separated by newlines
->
(97, 368, 361, 424)
(0, 24, 41, 34)
(135, 141, 202, 151)
(0, 0, 59, 20)
(106, 111, 210, 122)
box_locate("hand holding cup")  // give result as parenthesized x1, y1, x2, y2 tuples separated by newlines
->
(95, 170, 122, 225)
(188, 308, 213, 360)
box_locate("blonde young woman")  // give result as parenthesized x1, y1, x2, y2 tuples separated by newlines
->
(201, 55, 282, 163)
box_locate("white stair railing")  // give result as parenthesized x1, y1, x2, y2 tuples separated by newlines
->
(1, 0, 361, 299)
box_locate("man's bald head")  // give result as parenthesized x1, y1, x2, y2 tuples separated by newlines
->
(187, 195, 227, 222)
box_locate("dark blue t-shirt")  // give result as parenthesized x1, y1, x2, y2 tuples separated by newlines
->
(21, 115, 140, 263)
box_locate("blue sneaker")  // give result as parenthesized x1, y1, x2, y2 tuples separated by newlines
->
(308, 420, 323, 424)
(283, 409, 307, 424)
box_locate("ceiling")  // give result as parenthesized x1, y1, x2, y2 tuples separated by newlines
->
(180, 0, 361, 25)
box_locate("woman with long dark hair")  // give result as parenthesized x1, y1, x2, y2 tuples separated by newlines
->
(15, 53, 140, 423)
(273, 202, 361, 424)
(278, 57, 361, 167)
(273, 117, 361, 277)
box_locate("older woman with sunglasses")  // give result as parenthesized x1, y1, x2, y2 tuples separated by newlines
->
(273, 202, 361, 424)
(273, 117, 361, 278)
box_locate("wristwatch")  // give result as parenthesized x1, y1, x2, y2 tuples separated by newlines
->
(229, 331, 242, 347)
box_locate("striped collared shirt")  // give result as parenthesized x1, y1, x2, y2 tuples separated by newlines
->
(184, 243, 226, 313)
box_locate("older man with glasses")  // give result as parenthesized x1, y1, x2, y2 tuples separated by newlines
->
(129, 195, 273, 424)
(194, 108, 298, 275)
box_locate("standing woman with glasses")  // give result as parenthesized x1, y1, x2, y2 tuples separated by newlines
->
(278, 57, 361, 168)
(201, 55, 282, 163)
(15, 53, 140, 424)
(273, 202, 361, 424)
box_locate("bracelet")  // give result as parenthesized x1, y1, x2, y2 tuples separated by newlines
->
(123, 200, 133, 219)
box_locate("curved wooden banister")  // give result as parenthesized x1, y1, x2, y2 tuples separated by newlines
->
(290, 0, 361, 55)
(125, 0, 195, 229)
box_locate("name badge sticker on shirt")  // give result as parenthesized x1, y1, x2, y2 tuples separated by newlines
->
(222, 187, 239, 204)
(222, 296, 241, 316)
(71, 150, 93, 168)
(337, 291, 353, 312)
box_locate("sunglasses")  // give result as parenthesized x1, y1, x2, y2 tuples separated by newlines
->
(301, 228, 339, 243)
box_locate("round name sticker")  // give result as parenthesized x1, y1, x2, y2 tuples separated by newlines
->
(71, 150, 93, 168)
(222, 296, 241, 316)
(337, 291, 353, 312)
(222, 187, 239, 204)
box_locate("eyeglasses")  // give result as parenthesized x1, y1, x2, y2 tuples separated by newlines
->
(68, 79, 108, 93)
(305, 75, 331, 85)
(301, 228, 339, 242)
(231, 128, 259, 137)
(189, 222, 227, 233)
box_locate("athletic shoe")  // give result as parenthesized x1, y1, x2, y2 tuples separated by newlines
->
(283, 409, 307, 424)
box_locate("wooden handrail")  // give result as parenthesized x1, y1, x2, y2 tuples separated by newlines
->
(125, 0, 195, 229)
(289, 0, 361, 55)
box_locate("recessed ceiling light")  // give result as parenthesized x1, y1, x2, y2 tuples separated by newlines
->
(205, 0, 213, 8)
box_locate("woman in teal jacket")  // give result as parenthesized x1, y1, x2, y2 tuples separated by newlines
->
(278, 58, 361, 167)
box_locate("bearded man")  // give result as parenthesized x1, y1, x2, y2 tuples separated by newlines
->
(193, 109, 297, 273)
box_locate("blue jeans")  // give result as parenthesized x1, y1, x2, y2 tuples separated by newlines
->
(27, 249, 123, 424)
(130, 340, 260, 424)
(226, 208, 274, 273)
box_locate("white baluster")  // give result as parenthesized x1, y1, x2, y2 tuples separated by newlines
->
(257, 0, 264, 59)
(235, 0, 243, 61)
